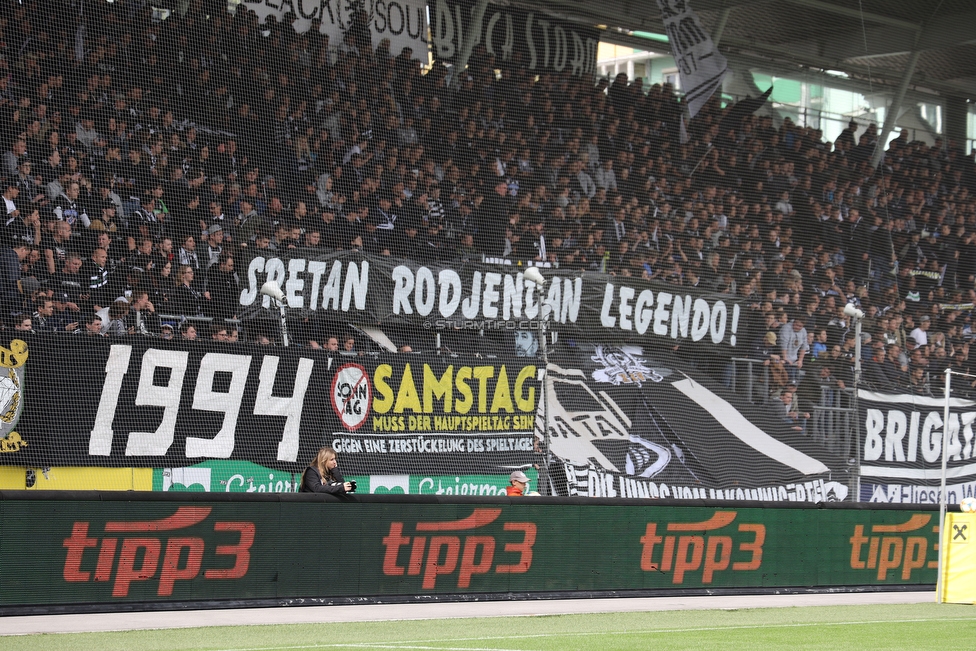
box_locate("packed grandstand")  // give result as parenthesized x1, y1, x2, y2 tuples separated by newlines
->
(1, 0, 975, 501)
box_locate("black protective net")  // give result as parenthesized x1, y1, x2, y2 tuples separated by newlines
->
(0, 0, 973, 503)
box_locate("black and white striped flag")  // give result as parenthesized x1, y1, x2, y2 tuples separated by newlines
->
(656, 0, 728, 119)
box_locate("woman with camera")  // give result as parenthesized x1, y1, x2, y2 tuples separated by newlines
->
(300, 446, 355, 494)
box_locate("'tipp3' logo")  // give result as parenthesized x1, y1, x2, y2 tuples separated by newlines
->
(849, 514, 938, 581)
(63, 507, 254, 597)
(639, 511, 765, 584)
(382, 508, 536, 590)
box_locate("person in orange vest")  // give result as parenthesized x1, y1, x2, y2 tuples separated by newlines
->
(506, 471, 530, 496)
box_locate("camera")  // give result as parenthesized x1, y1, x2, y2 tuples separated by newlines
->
(348, 480, 357, 492)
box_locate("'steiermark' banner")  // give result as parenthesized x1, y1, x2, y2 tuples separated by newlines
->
(239, 250, 750, 350)
(859, 391, 976, 504)
(239, 0, 429, 57)
(430, 0, 599, 77)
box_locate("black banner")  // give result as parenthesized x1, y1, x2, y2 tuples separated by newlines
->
(3, 338, 846, 501)
(430, 0, 599, 77)
(537, 345, 849, 502)
(858, 390, 976, 504)
(239, 249, 752, 352)
(8, 337, 538, 474)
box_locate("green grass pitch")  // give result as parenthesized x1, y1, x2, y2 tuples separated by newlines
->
(1, 603, 974, 651)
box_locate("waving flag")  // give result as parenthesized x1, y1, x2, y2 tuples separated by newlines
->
(656, 0, 728, 118)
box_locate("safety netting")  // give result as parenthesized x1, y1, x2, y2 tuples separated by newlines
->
(0, 0, 973, 503)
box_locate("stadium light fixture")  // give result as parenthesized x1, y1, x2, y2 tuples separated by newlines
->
(523, 266, 546, 287)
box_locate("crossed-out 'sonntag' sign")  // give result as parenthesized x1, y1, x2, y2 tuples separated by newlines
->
(381, 508, 536, 590)
(62, 507, 254, 597)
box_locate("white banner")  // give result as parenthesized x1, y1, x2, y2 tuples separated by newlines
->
(655, 0, 727, 118)
(239, 0, 429, 58)
(858, 390, 976, 504)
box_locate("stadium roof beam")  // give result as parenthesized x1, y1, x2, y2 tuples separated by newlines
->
(871, 48, 922, 168)
(785, 11, 976, 62)
(716, 35, 976, 98)
(712, 6, 732, 46)
(598, 29, 946, 106)
(779, 0, 921, 32)
(524, 0, 976, 100)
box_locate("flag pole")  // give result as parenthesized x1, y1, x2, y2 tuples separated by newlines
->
(937, 367, 951, 603)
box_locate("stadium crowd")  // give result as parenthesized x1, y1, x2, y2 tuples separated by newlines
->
(1, 0, 976, 399)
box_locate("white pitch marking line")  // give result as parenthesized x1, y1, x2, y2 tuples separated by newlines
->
(214, 616, 976, 651)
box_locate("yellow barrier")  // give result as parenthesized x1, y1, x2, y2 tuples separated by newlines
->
(0, 467, 152, 491)
(940, 512, 976, 604)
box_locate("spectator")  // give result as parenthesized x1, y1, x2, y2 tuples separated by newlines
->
(234, 197, 262, 245)
(201, 225, 224, 268)
(128, 291, 160, 336)
(12, 313, 33, 334)
(32, 298, 60, 333)
(180, 323, 198, 341)
(204, 253, 240, 319)
(300, 446, 353, 494)
(77, 314, 105, 337)
(910, 315, 931, 347)
(177, 234, 201, 271)
(84, 248, 113, 310)
(103, 300, 130, 337)
(753, 330, 789, 390)
(773, 389, 809, 433)
(171, 265, 211, 316)
(0, 243, 30, 319)
(779, 316, 809, 383)
(506, 470, 532, 496)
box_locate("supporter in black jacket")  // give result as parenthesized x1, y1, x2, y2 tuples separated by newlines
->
(204, 253, 240, 319)
(300, 446, 354, 494)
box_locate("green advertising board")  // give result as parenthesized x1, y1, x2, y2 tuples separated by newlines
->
(151, 460, 534, 496)
(0, 494, 938, 608)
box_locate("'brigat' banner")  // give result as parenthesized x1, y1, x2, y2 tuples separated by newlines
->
(859, 391, 976, 504)
(239, 0, 428, 57)
(656, 0, 727, 118)
(431, 0, 599, 77)
(239, 250, 751, 351)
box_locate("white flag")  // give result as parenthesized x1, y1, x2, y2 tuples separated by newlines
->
(656, 0, 728, 119)
(679, 113, 690, 145)
(74, 22, 86, 63)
